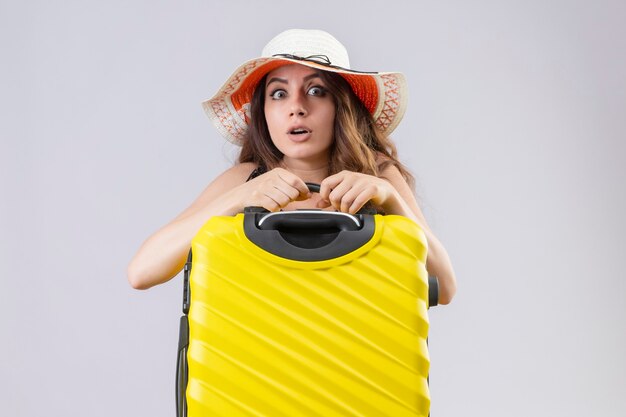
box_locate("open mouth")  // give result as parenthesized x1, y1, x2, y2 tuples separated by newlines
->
(289, 128, 310, 135)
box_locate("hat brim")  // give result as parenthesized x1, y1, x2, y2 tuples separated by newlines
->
(203, 57, 407, 145)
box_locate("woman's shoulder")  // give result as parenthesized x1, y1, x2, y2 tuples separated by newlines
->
(191, 162, 260, 198)
(170, 162, 259, 222)
(232, 161, 259, 175)
(214, 162, 259, 183)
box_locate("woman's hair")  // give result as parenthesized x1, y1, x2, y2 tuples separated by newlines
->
(238, 69, 415, 188)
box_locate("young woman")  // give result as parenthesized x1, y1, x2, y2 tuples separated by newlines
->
(128, 29, 457, 304)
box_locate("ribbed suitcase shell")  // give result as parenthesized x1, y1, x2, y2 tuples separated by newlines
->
(186, 213, 430, 416)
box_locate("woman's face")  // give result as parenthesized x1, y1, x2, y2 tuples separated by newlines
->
(263, 64, 336, 166)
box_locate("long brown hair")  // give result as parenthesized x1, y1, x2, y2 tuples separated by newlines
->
(238, 68, 414, 188)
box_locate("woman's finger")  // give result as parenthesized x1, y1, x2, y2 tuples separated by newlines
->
(273, 182, 301, 202)
(315, 194, 331, 208)
(328, 182, 353, 211)
(319, 171, 346, 202)
(276, 170, 310, 200)
(339, 186, 366, 213)
(259, 194, 281, 212)
(348, 189, 373, 214)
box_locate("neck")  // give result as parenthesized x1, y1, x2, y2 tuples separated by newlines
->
(280, 158, 329, 183)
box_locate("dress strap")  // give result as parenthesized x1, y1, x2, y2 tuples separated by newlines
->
(245, 165, 267, 182)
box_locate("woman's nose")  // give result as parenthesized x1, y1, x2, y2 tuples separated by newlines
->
(289, 94, 308, 117)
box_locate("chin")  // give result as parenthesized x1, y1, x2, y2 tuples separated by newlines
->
(284, 144, 332, 160)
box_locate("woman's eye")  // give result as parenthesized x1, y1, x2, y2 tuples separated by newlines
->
(269, 90, 287, 100)
(308, 86, 326, 96)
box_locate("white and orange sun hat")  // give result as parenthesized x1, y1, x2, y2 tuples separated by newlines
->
(202, 29, 408, 145)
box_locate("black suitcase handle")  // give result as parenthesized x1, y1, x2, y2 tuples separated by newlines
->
(304, 182, 320, 193)
(257, 210, 362, 231)
(243, 210, 375, 261)
(428, 276, 439, 308)
(175, 316, 189, 417)
(243, 182, 377, 260)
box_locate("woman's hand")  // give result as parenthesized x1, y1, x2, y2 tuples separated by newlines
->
(239, 167, 311, 212)
(316, 170, 396, 214)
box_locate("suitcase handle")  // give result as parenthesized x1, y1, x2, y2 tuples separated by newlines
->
(257, 211, 361, 231)
(175, 316, 189, 417)
(428, 275, 439, 307)
(304, 182, 321, 193)
(243, 183, 378, 261)
(243, 211, 376, 261)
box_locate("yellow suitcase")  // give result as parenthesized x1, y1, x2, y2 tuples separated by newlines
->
(176, 208, 432, 417)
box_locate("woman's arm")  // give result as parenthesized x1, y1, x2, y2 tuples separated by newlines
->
(318, 166, 457, 304)
(127, 164, 311, 290)
(127, 163, 255, 289)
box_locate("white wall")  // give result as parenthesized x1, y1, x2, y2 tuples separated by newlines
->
(1, 1, 625, 416)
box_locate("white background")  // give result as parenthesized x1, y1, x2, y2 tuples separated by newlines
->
(1, 0, 625, 416)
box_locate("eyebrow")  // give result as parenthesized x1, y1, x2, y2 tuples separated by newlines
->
(266, 73, 322, 88)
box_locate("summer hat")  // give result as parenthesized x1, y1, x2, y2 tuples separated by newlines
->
(203, 29, 408, 145)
